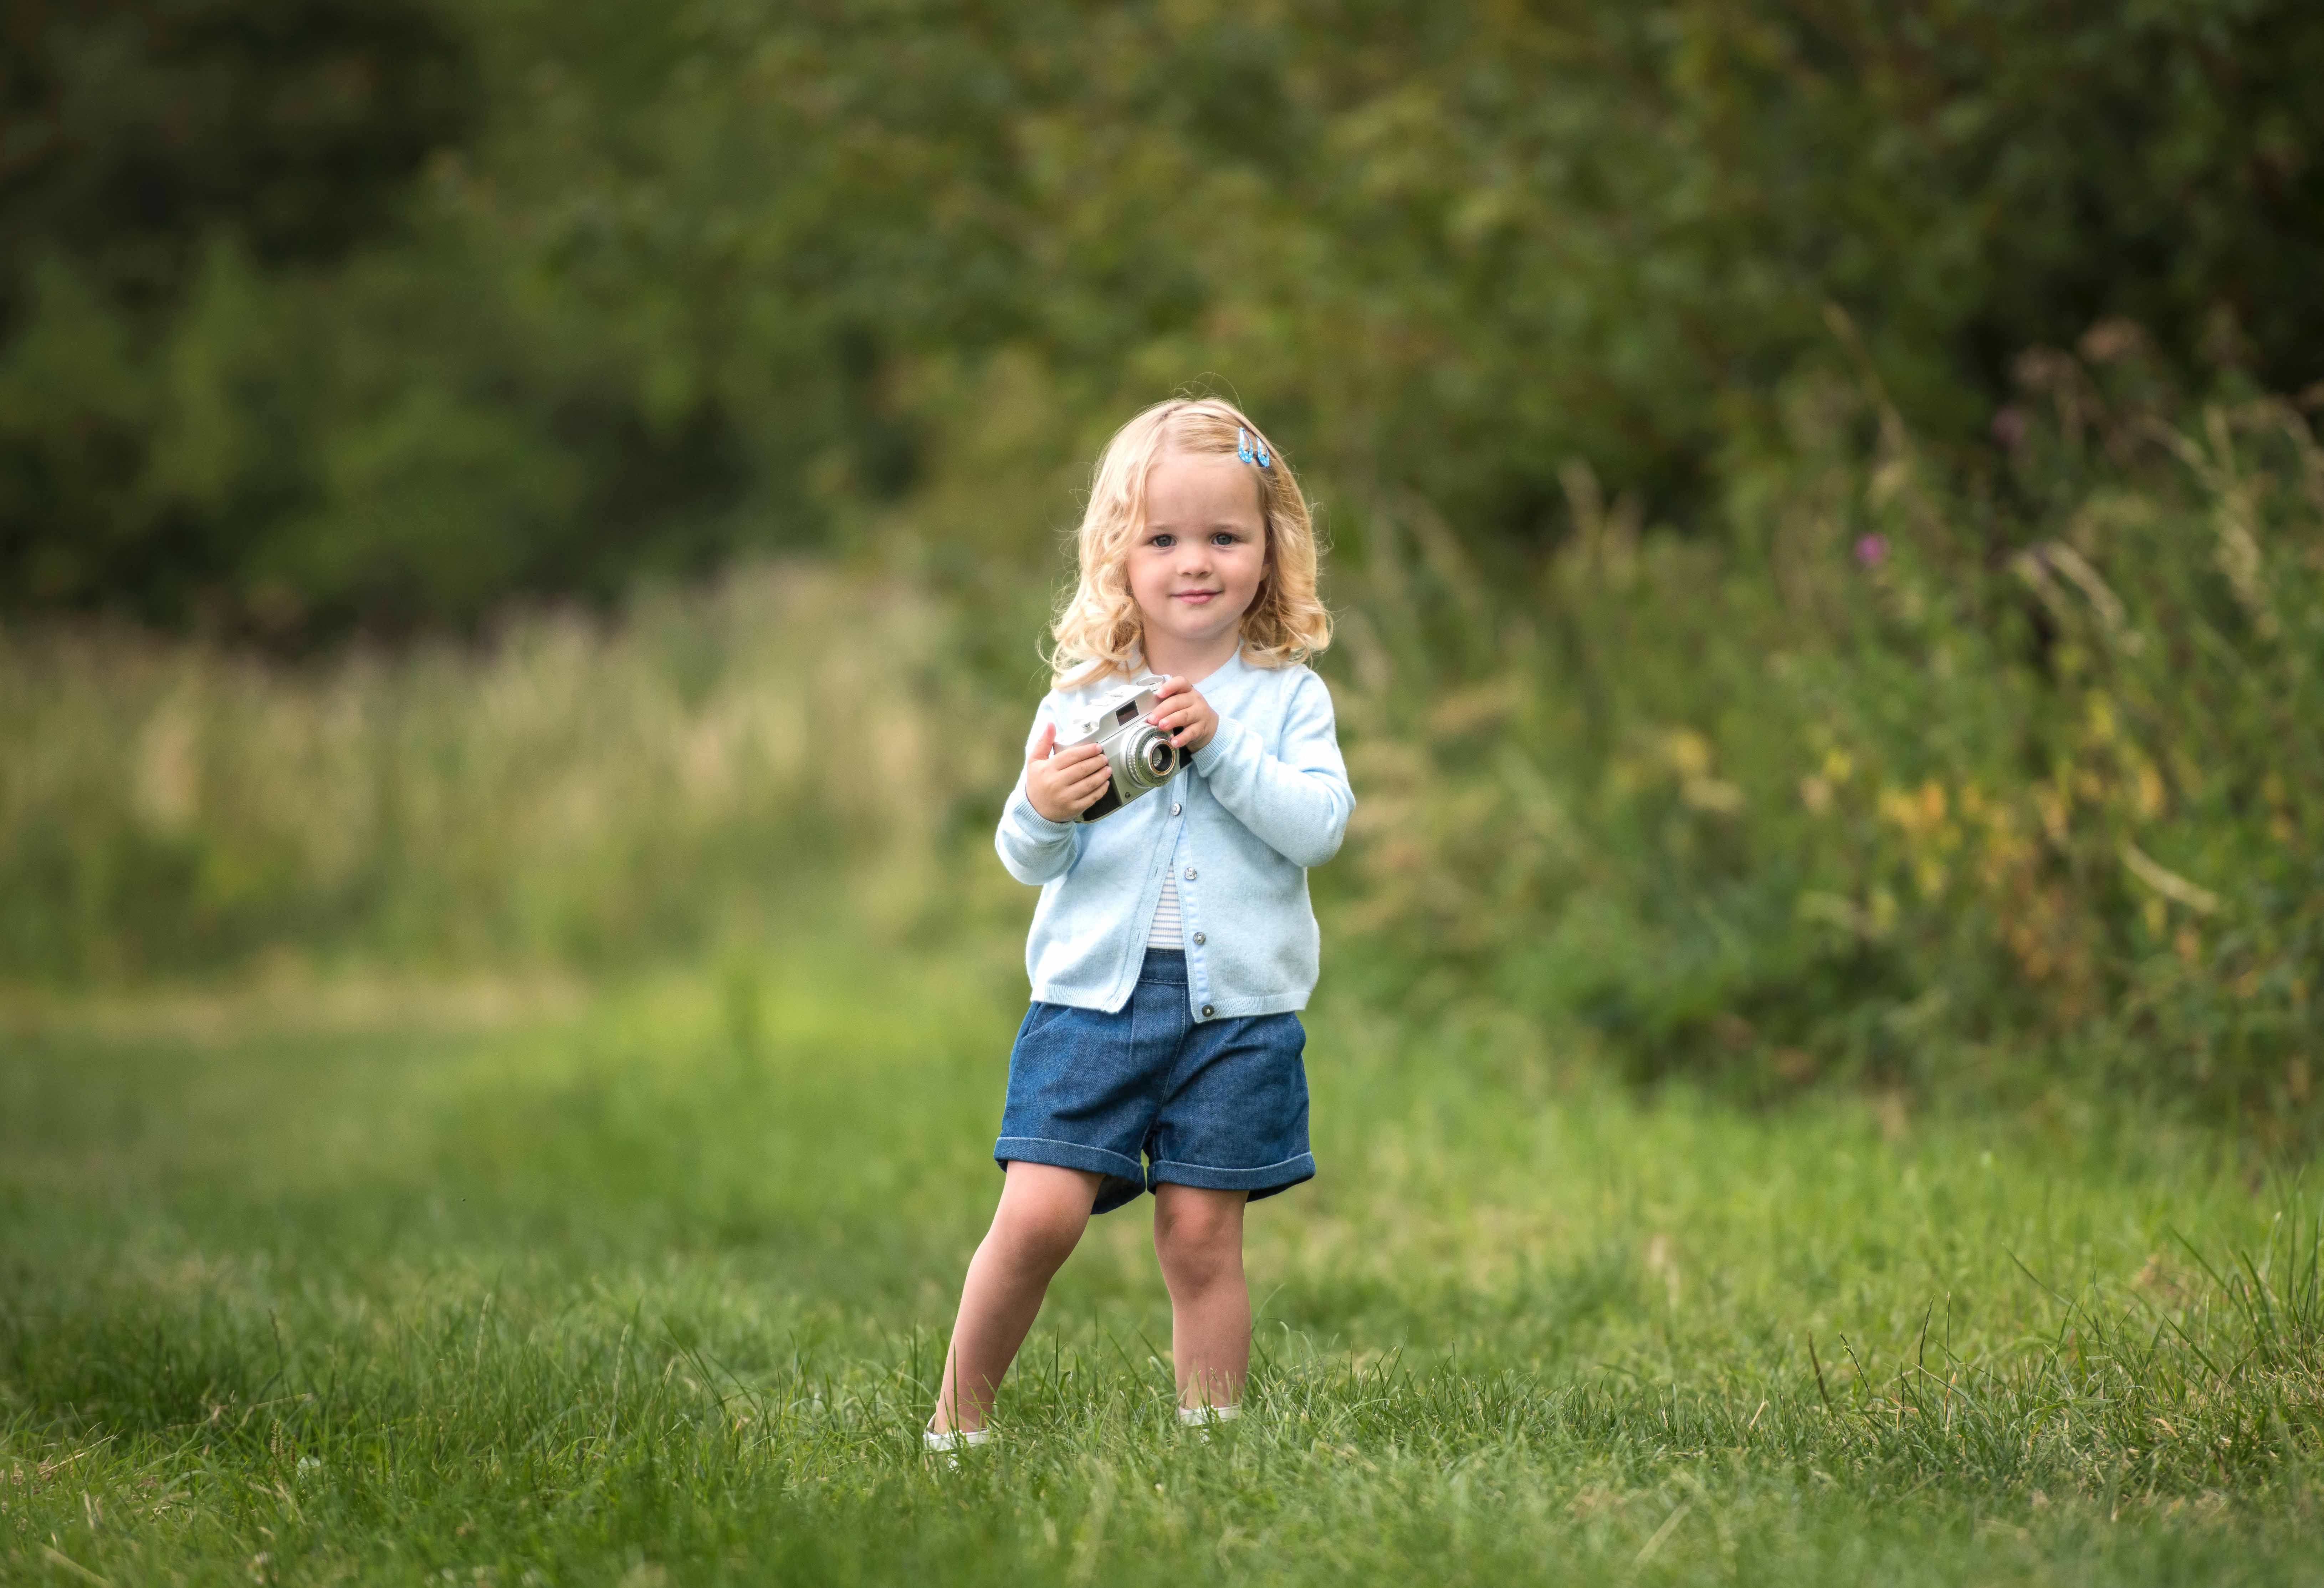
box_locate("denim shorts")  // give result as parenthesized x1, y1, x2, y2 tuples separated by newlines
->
(995, 949, 1315, 1215)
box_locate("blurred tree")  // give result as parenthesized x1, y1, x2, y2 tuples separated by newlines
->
(1, 0, 2319, 632)
(0, 0, 473, 291)
(0, 0, 475, 621)
(1641, 0, 2324, 432)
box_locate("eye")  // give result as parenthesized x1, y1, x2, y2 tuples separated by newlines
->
(1148, 532, 1176, 549)
(1210, 531, 1241, 547)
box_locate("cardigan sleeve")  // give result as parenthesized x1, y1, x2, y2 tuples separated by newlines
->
(1190, 667, 1355, 868)
(994, 692, 1082, 885)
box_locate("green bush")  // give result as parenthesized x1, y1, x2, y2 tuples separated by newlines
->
(1330, 337, 2323, 1122)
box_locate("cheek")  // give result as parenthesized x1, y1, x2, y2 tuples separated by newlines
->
(1127, 556, 1175, 612)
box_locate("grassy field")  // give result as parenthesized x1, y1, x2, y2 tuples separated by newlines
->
(6, 929, 2324, 1586)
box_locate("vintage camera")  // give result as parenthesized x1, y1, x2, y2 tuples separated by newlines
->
(1058, 673, 1186, 822)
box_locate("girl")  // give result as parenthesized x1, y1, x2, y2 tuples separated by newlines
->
(926, 397, 1353, 1454)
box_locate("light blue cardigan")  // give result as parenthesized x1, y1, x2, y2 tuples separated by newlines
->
(994, 650, 1355, 1019)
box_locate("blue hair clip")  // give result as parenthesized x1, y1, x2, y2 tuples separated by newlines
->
(1237, 427, 1271, 468)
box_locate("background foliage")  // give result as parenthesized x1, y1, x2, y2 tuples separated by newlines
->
(2, 0, 2321, 1126)
(4, 0, 2322, 631)
(7, 347, 2319, 1124)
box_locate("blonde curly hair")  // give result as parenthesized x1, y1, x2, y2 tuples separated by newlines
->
(1049, 398, 1331, 686)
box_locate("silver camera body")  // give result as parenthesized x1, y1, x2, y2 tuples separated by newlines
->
(1058, 673, 1186, 822)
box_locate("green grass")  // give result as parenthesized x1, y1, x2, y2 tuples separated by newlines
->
(5, 934, 2324, 1586)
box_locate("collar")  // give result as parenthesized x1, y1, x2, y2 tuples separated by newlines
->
(1062, 643, 1255, 701)
(1151, 643, 1251, 693)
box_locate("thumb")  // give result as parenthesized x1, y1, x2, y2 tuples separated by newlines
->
(1030, 722, 1058, 761)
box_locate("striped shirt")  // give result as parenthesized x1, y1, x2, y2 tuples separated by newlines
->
(1146, 866, 1184, 948)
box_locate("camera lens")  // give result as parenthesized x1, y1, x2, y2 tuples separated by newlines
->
(1116, 728, 1176, 789)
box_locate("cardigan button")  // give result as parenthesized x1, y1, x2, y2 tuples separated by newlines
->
(1191, 932, 1205, 946)
(1170, 802, 1181, 816)
(1200, 1003, 1215, 1018)
(1183, 867, 1196, 881)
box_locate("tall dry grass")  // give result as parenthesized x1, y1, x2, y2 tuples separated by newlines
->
(0, 565, 1021, 979)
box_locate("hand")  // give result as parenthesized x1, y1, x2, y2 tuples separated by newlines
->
(1147, 676, 1220, 753)
(1024, 722, 1113, 822)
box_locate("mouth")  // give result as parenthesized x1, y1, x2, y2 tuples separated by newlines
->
(1172, 589, 1222, 604)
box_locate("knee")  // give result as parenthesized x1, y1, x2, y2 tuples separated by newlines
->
(1154, 1206, 1243, 1295)
(989, 1193, 1086, 1275)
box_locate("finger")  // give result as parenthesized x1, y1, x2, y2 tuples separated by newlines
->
(1052, 742, 1106, 769)
(1029, 722, 1058, 762)
(1153, 675, 1188, 699)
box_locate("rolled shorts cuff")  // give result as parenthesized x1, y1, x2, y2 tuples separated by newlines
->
(1149, 1152, 1316, 1202)
(994, 1136, 1145, 1184)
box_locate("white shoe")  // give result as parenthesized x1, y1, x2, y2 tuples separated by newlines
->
(923, 1426, 997, 1468)
(1178, 1404, 1242, 1441)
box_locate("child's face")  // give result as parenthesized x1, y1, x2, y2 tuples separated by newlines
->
(1129, 449, 1268, 656)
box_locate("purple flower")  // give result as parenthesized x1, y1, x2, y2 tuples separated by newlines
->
(1991, 407, 2026, 450)
(1855, 534, 1888, 567)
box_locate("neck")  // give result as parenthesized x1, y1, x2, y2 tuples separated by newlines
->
(1140, 626, 1243, 684)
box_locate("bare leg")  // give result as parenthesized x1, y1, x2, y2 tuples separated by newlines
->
(1152, 1183, 1250, 1409)
(930, 1162, 1102, 1434)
